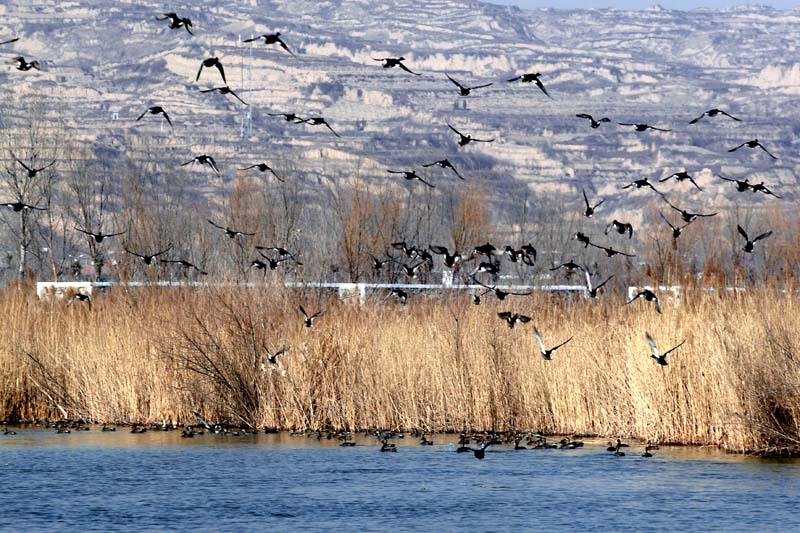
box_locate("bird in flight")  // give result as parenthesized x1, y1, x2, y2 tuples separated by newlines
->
(156, 13, 193, 35)
(550, 260, 585, 275)
(662, 197, 717, 223)
(717, 174, 752, 193)
(659, 171, 702, 191)
(660, 213, 692, 239)
(585, 271, 614, 298)
(589, 243, 636, 258)
(196, 57, 227, 85)
(605, 219, 633, 239)
(265, 347, 289, 366)
(728, 139, 777, 160)
(200, 86, 248, 105)
(1, 201, 46, 212)
(534, 327, 573, 360)
(124, 245, 172, 266)
(472, 278, 532, 301)
(737, 225, 772, 253)
(422, 159, 464, 180)
(136, 106, 173, 131)
(13, 157, 55, 178)
(689, 108, 740, 124)
(429, 245, 463, 269)
(750, 181, 781, 199)
(160, 259, 207, 275)
(0, 37, 19, 46)
(207, 219, 255, 239)
(299, 305, 324, 328)
(240, 163, 283, 181)
(576, 114, 610, 129)
(12, 56, 40, 71)
(618, 122, 671, 132)
(445, 73, 492, 96)
(373, 57, 420, 75)
(507, 72, 551, 98)
(448, 124, 494, 147)
(574, 232, 592, 249)
(74, 226, 126, 243)
(268, 112, 302, 122)
(182, 154, 220, 175)
(622, 178, 661, 194)
(627, 289, 661, 314)
(244, 33, 295, 56)
(582, 189, 604, 218)
(498, 312, 531, 329)
(299, 117, 340, 137)
(646, 333, 685, 366)
(387, 169, 434, 188)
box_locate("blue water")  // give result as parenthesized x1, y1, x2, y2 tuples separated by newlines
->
(1, 429, 799, 532)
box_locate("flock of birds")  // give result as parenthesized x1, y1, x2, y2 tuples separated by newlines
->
(0, 8, 790, 439)
(1, 416, 661, 460)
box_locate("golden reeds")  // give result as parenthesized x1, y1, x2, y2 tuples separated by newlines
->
(1, 284, 798, 453)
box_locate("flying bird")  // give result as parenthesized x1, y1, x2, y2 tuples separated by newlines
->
(576, 114, 610, 129)
(660, 213, 692, 239)
(196, 57, 227, 85)
(447, 124, 494, 146)
(589, 243, 636, 258)
(728, 139, 777, 160)
(582, 189, 604, 218)
(627, 289, 661, 314)
(658, 171, 703, 191)
(445, 73, 492, 96)
(717, 174, 752, 192)
(574, 232, 592, 248)
(373, 57, 420, 75)
(498, 312, 531, 329)
(473, 278, 532, 301)
(136, 106, 173, 130)
(200, 86, 248, 105)
(243, 33, 295, 56)
(207, 219, 255, 239)
(689, 108, 741, 124)
(156, 13, 193, 35)
(422, 159, 464, 180)
(265, 347, 289, 366)
(605, 219, 633, 239)
(12, 56, 40, 71)
(507, 72, 551, 98)
(1, 201, 46, 212)
(0, 37, 20, 46)
(255, 246, 302, 264)
(429, 245, 463, 269)
(240, 163, 283, 181)
(67, 293, 92, 307)
(160, 259, 208, 275)
(299, 117, 340, 137)
(124, 245, 172, 266)
(618, 122, 671, 132)
(181, 154, 220, 175)
(585, 271, 614, 298)
(550, 260, 585, 274)
(662, 197, 717, 223)
(750, 181, 781, 199)
(646, 332, 685, 366)
(268, 112, 302, 122)
(622, 178, 661, 194)
(534, 327, 573, 360)
(387, 169, 434, 188)
(299, 305, 324, 328)
(74, 227, 126, 243)
(737, 225, 772, 253)
(389, 288, 408, 305)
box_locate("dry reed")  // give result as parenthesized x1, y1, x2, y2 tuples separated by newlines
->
(1, 283, 799, 453)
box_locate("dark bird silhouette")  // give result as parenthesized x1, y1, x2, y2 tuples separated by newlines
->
(728, 139, 776, 160)
(196, 57, 226, 85)
(373, 57, 419, 75)
(0, 37, 20, 46)
(124, 245, 172, 266)
(717, 174, 752, 192)
(646, 332, 685, 366)
(207, 219, 255, 239)
(391, 241, 420, 259)
(642, 445, 659, 457)
(605, 219, 633, 239)
(737, 225, 772, 253)
(627, 289, 661, 314)
(13, 56, 40, 71)
(299, 305, 324, 328)
(397, 260, 427, 279)
(498, 311, 531, 329)
(156, 13, 193, 35)
(429, 245, 463, 269)
(74, 226, 126, 243)
(662, 197, 717, 223)
(67, 293, 92, 307)
(387, 169, 434, 188)
(474, 278, 532, 301)
(255, 246, 302, 264)
(689, 108, 740, 124)
(182, 154, 220, 175)
(390, 288, 408, 305)
(659, 171, 703, 191)
(472, 242, 502, 259)
(256, 251, 289, 270)
(370, 254, 391, 272)
(534, 327, 573, 360)
(200, 86, 248, 105)
(136, 106, 173, 130)
(461, 442, 491, 459)
(380, 439, 397, 452)
(582, 189, 604, 218)
(265, 347, 288, 366)
(550, 260, 585, 274)
(574, 232, 592, 248)
(622, 178, 661, 194)
(445, 73, 492, 96)
(585, 271, 614, 298)
(2, 201, 46, 212)
(750, 181, 781, 199)
(503, 245, 535, 266)
(507, 72, 551, 97)
(268, 112, 302, 122)
(576, 113, 610, 128)
(590, 243, 636, 258)
(660, 213, 692, 239)
(607, 438, 629, 452)
(422, 159, 464, 180)
(243, 33, 295, 56)
(618, 122, 671, 132)
(299, 117, 340, 137)
(240, 163, 283, 181)
(448, 124, 494, 146)
(520, 244, 537, 264)
(160, 259, 208, 275)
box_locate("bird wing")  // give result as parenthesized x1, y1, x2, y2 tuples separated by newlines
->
(196, 62, 204, 81)
(507, 76, 522, 82)
(582, 190, 590, 209)
(551, 336, 573, 352)
(161, 110, 173, 129)
(299, 305, 308, 318)
(618, 122, 635, 126)
(470, 82, 493, 90)
(719, 110, 741, 121)
(152, 245, 172, 257)
(445, 73, 464, 90)
(398, 62, 420, 75)
(688, 113, 705, 124)
(576, 113, 593, 121)
(497, 311, 512, 320)
(311, 310, 325, 319)
(645, 333, 660, 357)
(757, 144, 777, 159)
(323, 122, 341, 137)
(584, 270, 593, 291)
(183, 20, 194, 35)
(417, 176, 436, 188)
(215, 61, 227, 84)
(533, 328, 547, 353)
(106, 229, 128, 237)
(753, 231, 773, 243)
(429, 245, 449, 255)
(728, 142, 746, 152)
(717, 174, 736, 183)
(207, 219, 226, 231)
(124, 248, 146, 260)
(595, 275, 614, 290)
(662, 340, 686, 358)
(242, 36, 260, 43)
(135, 110, 147, 121)
(535, 78, 551, 98)
(517, 315, 531, 323)
(228, 89, 248, 105)
(447, 123, 463, 136)
(660, 213, 677, 230)
(687, 176, 703, 191)
(473, 137, 494, 143)
(277, 38, 296, 57)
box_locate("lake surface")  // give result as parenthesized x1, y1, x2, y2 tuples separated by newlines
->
(1, 428, 799, 532)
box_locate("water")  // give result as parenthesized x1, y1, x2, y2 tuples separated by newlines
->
(1, 429, 799, 532)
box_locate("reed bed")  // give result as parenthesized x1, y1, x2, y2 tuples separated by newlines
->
(1, 284, 799, 453)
